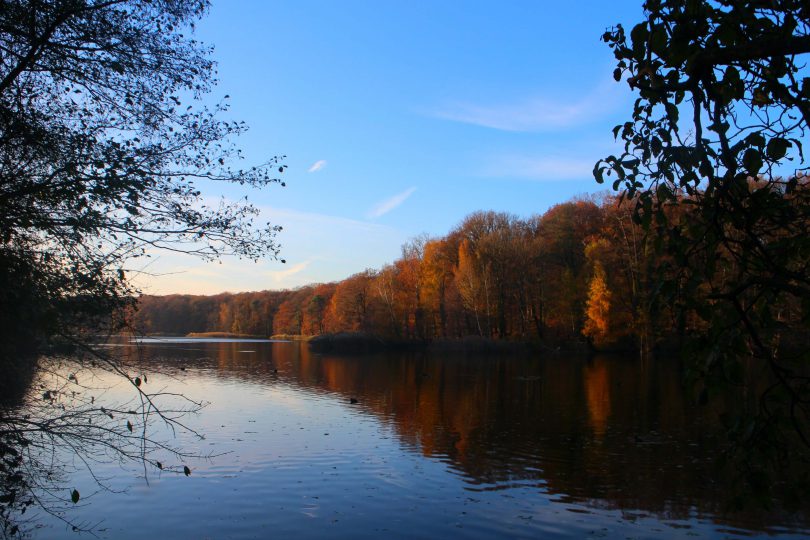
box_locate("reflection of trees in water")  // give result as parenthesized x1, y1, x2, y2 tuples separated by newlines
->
(1, 357, 38, 537)
(1, 358, 93, 537)
(125, 341, 807, 533)
(584, 359, 611, 439)
(271, 345, 805, 532)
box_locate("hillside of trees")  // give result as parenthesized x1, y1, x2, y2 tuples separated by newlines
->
(132, 187, 807, 351)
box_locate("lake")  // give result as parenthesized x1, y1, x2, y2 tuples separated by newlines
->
(21, 339, 810, 538)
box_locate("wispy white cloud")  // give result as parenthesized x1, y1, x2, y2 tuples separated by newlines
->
(268, 259, 312, 283)
(366, 187, 417, 219)
(307, 159, 327, 173)
(431, 79, 622, 132)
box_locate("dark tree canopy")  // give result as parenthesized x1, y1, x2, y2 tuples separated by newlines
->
(597, 0, 810, 506)
(0, 0, 285, 357)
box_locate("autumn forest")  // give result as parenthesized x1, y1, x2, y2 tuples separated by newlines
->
(132, 186, 807, 352)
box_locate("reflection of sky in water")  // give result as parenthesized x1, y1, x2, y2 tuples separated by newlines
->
(25, 340, 810, 539)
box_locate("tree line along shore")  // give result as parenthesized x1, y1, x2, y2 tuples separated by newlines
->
(131, 188, 807, 354)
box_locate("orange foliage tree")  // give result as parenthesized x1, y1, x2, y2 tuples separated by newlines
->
(582, 261, 611, 348)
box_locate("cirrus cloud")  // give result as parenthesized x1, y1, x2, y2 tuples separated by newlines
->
(307, 159, 327, 173)
(430, 78, 623, 132)
(367, 187, 417, 219)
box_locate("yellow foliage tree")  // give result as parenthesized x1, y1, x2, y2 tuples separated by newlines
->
(582, 262, 611, 347)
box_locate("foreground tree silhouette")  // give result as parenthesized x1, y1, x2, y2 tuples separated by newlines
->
(0, 0, 284, 534)
(596, 0, 810, 506)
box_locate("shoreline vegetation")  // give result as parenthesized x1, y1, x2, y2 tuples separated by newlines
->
(150, 331, 605, 355)
(131, 196, 646, 349)
(136, 331, 589, 354)
(131, 191, 806, 356)
(126, 330, 800, 359)
(269, 334, 314, 341)
(125, 331, 594, 355)
(306, 332, 583, 355)
(126, 331, 595, 355)
(186, 331, 268, 339)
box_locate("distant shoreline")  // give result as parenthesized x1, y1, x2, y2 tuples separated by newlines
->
(122, 331, 678, 357)
(186, 331, 267, 339)
(307, 332, 592, 355)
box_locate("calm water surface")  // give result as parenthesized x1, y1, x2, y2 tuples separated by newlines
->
(27, 339, 809, 539)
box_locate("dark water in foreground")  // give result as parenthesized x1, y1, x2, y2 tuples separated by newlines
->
(25, 339, 809, 538)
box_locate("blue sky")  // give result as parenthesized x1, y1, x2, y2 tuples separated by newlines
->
(135, 1, 644, 295)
